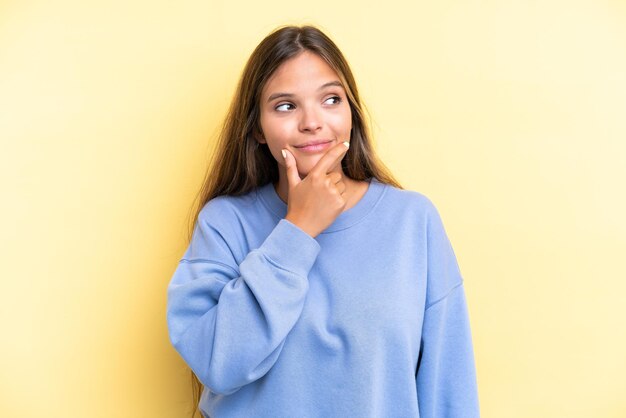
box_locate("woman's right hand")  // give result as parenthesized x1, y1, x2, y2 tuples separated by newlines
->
(283, 141, 350, 238)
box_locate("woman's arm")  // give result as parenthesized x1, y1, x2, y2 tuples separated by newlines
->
(415, 201, 480, 417)
(167, 202, 320, 395)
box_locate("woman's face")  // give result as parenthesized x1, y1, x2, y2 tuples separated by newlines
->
(258, 50, 352, 180)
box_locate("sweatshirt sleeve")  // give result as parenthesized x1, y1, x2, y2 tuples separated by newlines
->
(415, 201, 480, 418)
(166, 202, 321, 395)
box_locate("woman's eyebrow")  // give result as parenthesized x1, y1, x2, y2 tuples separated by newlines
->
(267, 92, 294, 102)
(319, 80, 343, 90)
(266, 81, 344, 102)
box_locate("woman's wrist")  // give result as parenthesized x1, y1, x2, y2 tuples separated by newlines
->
(285, 214, 319, 238)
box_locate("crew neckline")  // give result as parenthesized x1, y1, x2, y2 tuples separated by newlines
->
(257, 177, 386, 233)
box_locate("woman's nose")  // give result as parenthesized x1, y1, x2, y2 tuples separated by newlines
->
(298, 106, 322, 133)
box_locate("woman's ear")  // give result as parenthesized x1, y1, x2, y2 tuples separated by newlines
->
(253, 129, 266, 144)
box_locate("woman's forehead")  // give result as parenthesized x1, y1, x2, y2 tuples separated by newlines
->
(262, 51, 343, 98)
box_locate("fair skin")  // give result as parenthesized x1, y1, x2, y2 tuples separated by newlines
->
(257, 51, 369, 238)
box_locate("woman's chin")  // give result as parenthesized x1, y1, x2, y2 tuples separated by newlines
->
(280, 156, 339, 180)
(294, 157, 322, 177)
(293, 167, 310, 179)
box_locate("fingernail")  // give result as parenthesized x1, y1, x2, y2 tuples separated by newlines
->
(281, 149, 287, 159)
(343, 141, 350, 148)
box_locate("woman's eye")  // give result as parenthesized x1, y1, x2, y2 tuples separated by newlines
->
(275, 103, 295, 112)
(324, 96, 342, 105)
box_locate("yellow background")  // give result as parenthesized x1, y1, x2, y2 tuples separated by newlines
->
(1, 0, 625, 416)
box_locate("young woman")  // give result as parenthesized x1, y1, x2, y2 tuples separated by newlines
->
(167, 25, 479, 418)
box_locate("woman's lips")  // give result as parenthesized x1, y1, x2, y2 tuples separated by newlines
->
(294, 140, 334, 153)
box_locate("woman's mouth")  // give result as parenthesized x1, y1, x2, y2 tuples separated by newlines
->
(294, 140, 334, 153)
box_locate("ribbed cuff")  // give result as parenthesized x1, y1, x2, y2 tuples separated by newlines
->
(260, 219, 321, 277)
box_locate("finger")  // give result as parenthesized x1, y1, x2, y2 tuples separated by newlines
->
(336, 180, 346, 195)
(327, 171, 343, 184)
(310, 141, 350, 176)
(282, 149, 301, 189)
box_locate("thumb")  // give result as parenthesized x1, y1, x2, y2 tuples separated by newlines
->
(282, 149, 301, 189)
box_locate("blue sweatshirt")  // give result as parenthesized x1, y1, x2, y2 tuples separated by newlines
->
(166, 178, 480, 418)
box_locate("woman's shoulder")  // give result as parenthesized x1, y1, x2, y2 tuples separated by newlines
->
(197, 186, 263, 225)
(376, 179, 440, 216)
(377, 180, 456, 244)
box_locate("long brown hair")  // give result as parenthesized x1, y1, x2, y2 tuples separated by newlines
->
(184, 24, 402, 417)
